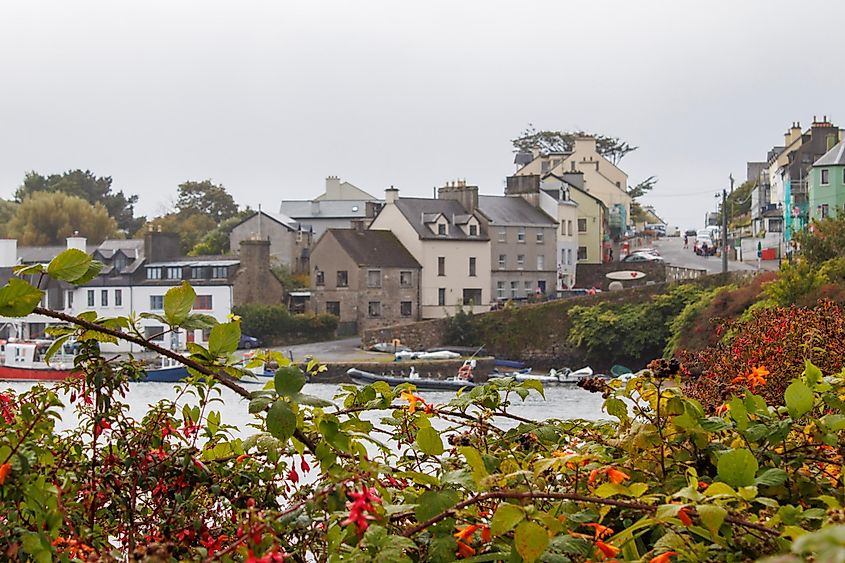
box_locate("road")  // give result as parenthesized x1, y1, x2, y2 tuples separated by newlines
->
(267, 336, 371, 363)
(642, 236, 775, 273)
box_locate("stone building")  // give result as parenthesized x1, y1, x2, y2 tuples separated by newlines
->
(229, 210, 312, 273)
(280, 176, 382, 239)
(310, 226, 421, 334)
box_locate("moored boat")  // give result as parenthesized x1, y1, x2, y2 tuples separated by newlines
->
(0, 341, 79, 381)
(488, 366, 596, 385)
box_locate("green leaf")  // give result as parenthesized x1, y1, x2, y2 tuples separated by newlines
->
(290, 392, 333, 408)
(415, 490, 459, 522)
(181, 313, 219, 330)
(605, 397, 628, 422)
(43, 334, 71, 363)
(703, 482, 736, 497)
(266, 400, 296, 442)
(208, 321, 240, 357)
(46, 248, 91, 283)
(0, 279, 44, 317)
(72, 260, 103, 285)
(275, 366, 307, 397)
(416, 426, 444, 455)
(13, 263, 44, 276)
(458, 446, 488, 486)
(717, 448, 758, 487)
(249, 397, 273, 413)
(163, 282, 196, 326)
(784, 380, 814, 419)
(514, 521, 548, 563)
(697, 504, 727, 536)
(490, 503, 525, 536)
(803, 360, 823, 386)
(755, 468, 788, 487)
(728, 396, 748, 431)
(519, 379, 545, 398)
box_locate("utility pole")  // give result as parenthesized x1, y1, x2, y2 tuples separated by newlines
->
(721, 188, 728, 274)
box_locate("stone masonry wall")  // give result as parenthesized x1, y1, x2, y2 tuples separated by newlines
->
(575, 262, 666, 291)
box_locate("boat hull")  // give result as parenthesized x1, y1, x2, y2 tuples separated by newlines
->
(347, 368, 476, 390)
(0, 365, 80, 382)
(488, 372, 586, 385)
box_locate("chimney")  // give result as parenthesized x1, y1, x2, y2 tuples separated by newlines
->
(365, 200, 383, 218)
(351, 219, 366, 233)
(385, 186, 399, 204)
(236, 239, 279, 305)
(325, 176, 342, 199)
(573, 136, 597, 155)
(785, 122, 802, 146)
(0, 239, 17, 268)
(144, 231, 181, 263)
(66, 233, 87, 252)
(437, 180, 478, 212)
(311, 200, 321, 215)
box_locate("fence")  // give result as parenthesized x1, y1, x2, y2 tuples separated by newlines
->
(665, 264, 707, 282)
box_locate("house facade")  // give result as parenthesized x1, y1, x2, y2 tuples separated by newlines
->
(809, 140, 845, 221)
(369, 186, 491, 319)
(309, 227, 421, 334)
(568, 186, 607, 264)
(280, 176, 381, 238)
(229, 210, 312, 272)
(475, 194, 557, 302)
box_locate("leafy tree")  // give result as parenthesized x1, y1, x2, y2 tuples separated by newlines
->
(137, 213, 217, 254)
(797, 214, 845, 267)
(6, 191, 118, 245)
(15, 170, 144, 234)
(511, 125, 638, 165)
(189, 211, 252, 256)
(176, 180, 239, 223)
(628, 176, 658, 199)
(0, 199, 18, 237)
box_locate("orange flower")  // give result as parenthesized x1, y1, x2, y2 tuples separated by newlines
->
(456, 541, 476, 558)
(583, 522, 614, 539)
(605, 467, 630, 484)
(454, 524, 480, 542)
(649, 552, 677, 563)
(715, 404, 729, 415)
(0, 463, 10, 485)
(677, 507, 692, 527)
(588, 469, 600, 485)
(400, 390, 424, 414)
(235, 454, 250, 464)
(480, 525, 491, 543)
(595, 540, 621, 558)
(552, 450, 568, 457)
(732, 366, 769, 391)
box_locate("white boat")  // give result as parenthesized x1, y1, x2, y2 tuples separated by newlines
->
(394, 350, 461, 361)
(488, 366, 596, 385)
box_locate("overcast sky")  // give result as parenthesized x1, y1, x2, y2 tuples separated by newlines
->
(2, 0, 843, 229)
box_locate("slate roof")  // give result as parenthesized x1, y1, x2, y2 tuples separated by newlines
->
(280, 200, 373, 219)
(393, 198, 489, 241)
(95, 239, 144, 259)
(327, 229, 420, 269)
(18, 245, 98, 264)
(232, 210, 299, 232)
(814, 140, 845, 167)
(477, 195, 556, 226)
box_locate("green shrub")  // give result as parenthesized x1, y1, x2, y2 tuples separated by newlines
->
(233, 303, 337, 344)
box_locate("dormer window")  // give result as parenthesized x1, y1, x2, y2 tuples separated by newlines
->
(147, 267, 162, 280)
(469, 224, 478, 236)
(438, 223, 446, 236)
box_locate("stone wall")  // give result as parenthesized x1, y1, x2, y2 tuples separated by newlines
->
(363, 317, 450, 350)
(575, 262, 666, 291)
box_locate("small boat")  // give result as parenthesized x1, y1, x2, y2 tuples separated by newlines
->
(494, 358, 527, 370)
(368, 342, 411, 353)
(141, 356, 274, 384)
(347, 365, 476, 391)
(611, 364, 633, 378)
(0, 341, 79, 381)
(394, 350, 461, 361)
(488, 366, 596, 385)
(426, 345, 487, 356)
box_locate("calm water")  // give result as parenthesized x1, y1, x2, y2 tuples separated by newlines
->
(1, 381, 607, 436)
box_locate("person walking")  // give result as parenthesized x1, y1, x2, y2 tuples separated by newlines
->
(683, 234, 688, 249)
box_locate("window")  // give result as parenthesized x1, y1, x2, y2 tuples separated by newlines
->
(568, 220, 573, 236)
(498, 229, 506, 242)
(368, 301, 381, 317)
(66, 291, 74, 309)
(524, 281, 533, 295)
(144, 326, 165, 342)
(315, 270, 325, 286)
(469, 257, 476, 277)
(462, 288, 482, 306)
(400, 301, 412, 317)
(337, 271, 348, 287)
(115, 289, 122, 307)
(496, 281, 506, 300)
(437, 257, 445, 276)
(437, 223, 446, 236)
(147, 267, 162, 280)
(101, 290, 108, 307)
(577, 218, 587, 233)
(510, 281, 519, 299)
(498, 254, 506, 269)
(517, 227, 526, 243)
(166, 266, 182, 279)
(517, 254, 525, 270)
(367, 270, 382, 288)
(399, 271, 412, 287)
(195, 295, 213, 310)
(561, 221, 566, 236)
(577, 246, 587, 260)
(211, 266, 228, 279)
(326, 301, 340, 317)
(87, 290, 94, 307)
(438, 288, 446, 306)
(190, 266, 205, 279)
(536, 230, 544, 243)
(150, 295, 164, 310)
(821, 169, 830, 185)
(567, 249, 573, 265)
(469, 224, 478, 236)
(537, 255, 545, 270)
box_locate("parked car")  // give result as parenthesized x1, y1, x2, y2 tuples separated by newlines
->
(238, 334, 261, 349)
(632, 248, 661, 256)
(621, 253, 664, 263)
(685, 229, 697, 237)
(694, 237, 716, 256)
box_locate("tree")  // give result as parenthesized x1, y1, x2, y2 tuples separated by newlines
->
(511, 125, 638, 165)
(0, 199, 18, 237)
(138, 213, 217, 254)
(6, 191, 118, 245)
(628, 176, 658, 199)
(176, 180, 239, 223)
(14, 170, 144, 234)
(188, 211, 253, 256)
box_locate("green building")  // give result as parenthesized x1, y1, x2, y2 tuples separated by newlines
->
(810, 140, 845, 221)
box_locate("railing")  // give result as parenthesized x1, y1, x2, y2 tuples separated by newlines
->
(665, 265, 707, 282)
